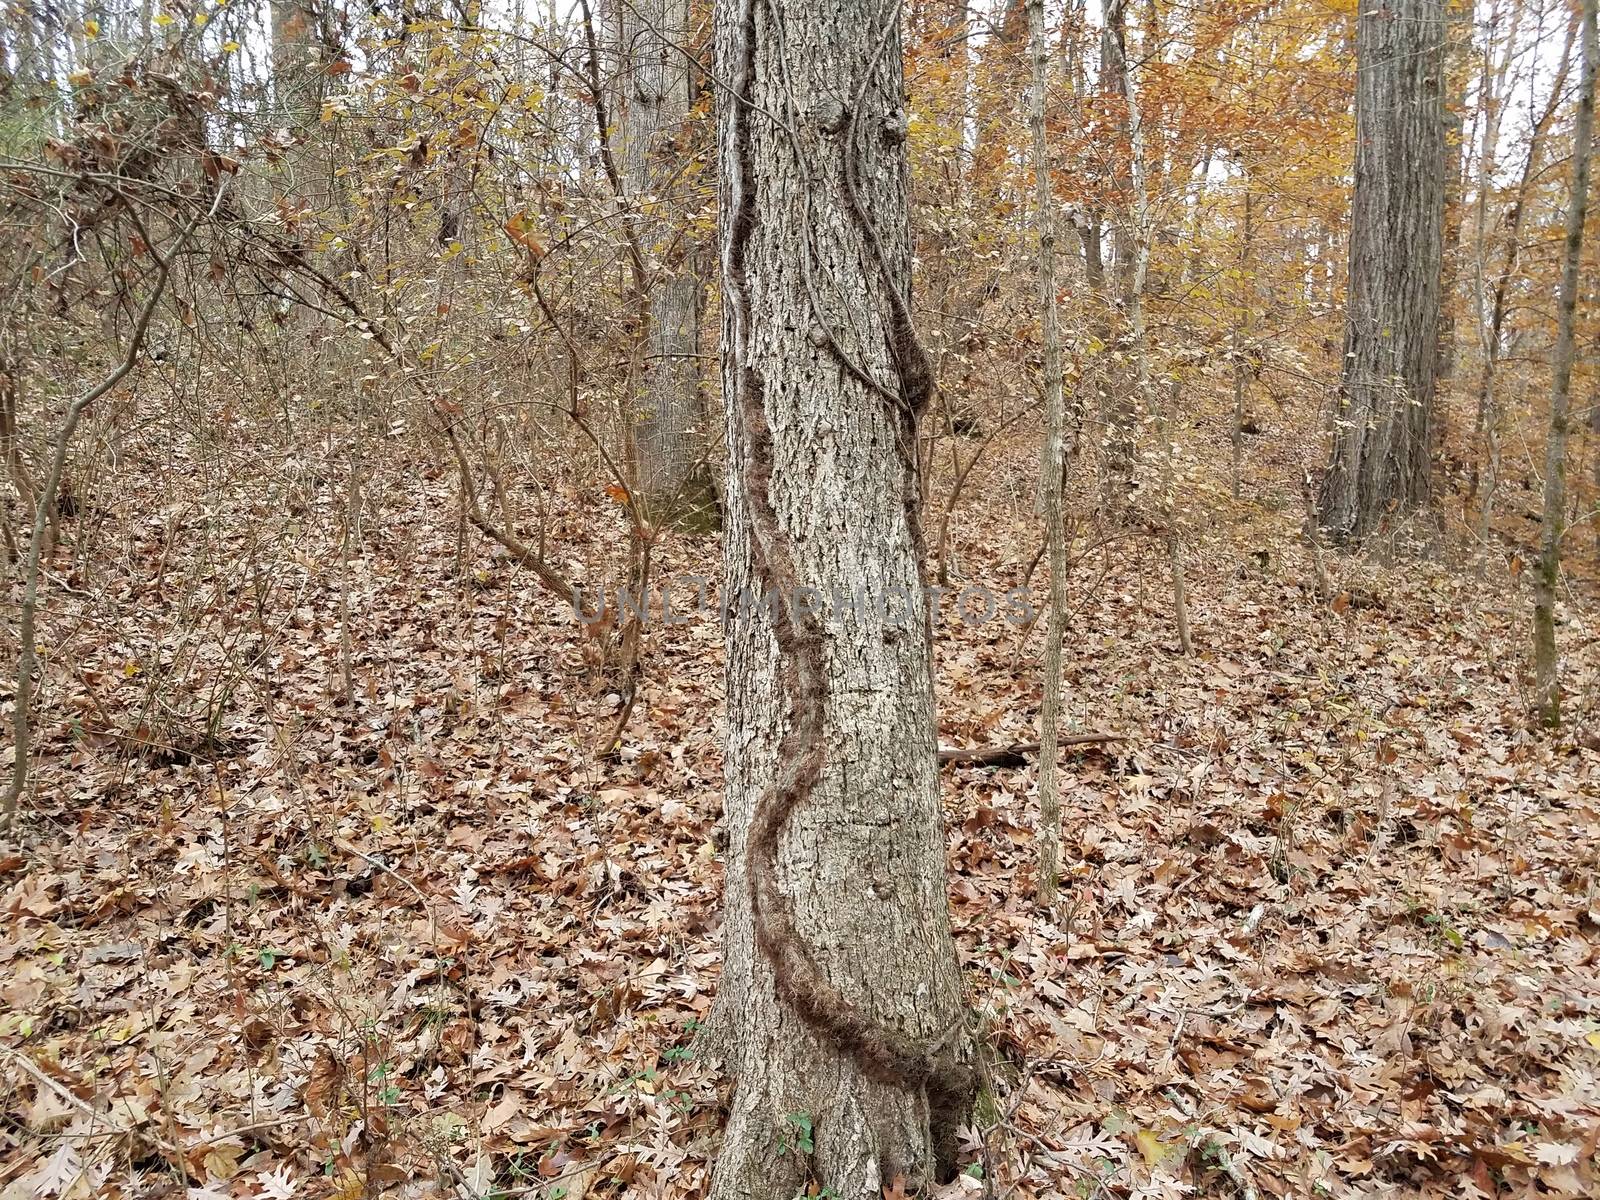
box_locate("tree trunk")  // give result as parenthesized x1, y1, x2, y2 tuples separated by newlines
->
(1159, 376, 1193, 654)
(1465, 0, 1513, 533)
(1231, 184, 1251, 500)
(1098, 0, 1137, 500)
(1102, 0, 1134, 297)
(270, 0, 328, 230)
(1533, 0, 1596, 729)
(706, 0, 976, 1194)
(611, 0, 716, 526)
(1593, 385, 1600, 566)
(1434, 0, 1473, 392)
(972, 0, 1026, 197)
(1115, 0, 1189, 651)
(1026, 0, 1070, 907)
(271, 0, 325, 131)
(1317, 0, 1447, 546)
(1471, 10, 1575, 548)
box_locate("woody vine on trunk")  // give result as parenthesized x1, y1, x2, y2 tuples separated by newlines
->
(705, 0, 981, 1194)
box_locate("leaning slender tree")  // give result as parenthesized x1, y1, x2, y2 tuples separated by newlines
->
(705, 0, 977, 1193)
(1318, 0, 1448, 544)
(1532, 0, 1597, 729)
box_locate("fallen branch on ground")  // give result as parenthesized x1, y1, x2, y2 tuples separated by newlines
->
(937, 734, 1125, 768)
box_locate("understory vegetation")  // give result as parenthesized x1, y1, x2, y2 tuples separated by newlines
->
(2, 1, 1599, 1197)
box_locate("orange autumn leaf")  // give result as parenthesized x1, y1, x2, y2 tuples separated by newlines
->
(503, 212, 546, 257)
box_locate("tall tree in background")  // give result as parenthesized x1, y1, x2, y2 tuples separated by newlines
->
(973, 0, 1027, 192)
(1470, 8, 1575, 547)
(271, 0, 329, 225)
(272, 0, 325, 131)
(1027, 0, 1069, 905)
(1435, 0, 1473, 390)
(609, 0, 716, 523)
(1098, 0, 1138, 497)
(1318, 0, 1448, 544)
(1532, 0, 1596, 728)
(706, 0, 976, 1192)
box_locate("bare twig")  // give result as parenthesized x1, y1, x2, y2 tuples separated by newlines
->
(3, 180, 225, 834)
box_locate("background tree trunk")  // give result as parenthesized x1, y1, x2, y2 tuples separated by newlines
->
(706, 0, 975, 1194)
(1116, 0, 1190, 650)
(1434, 0, 1473, 391)
(1098, 0, 1138, 502)
(1471, 11, 1575, 549)
(270, 0, 329, 234)
(1231, 184, 1252, 499)
(1533, 0, 1596, 728)
(1027, 0, 1070, 906)
(1317, 0, 1447, 545)
(272, 0, 325, 132)
(610, 0, 716, 526)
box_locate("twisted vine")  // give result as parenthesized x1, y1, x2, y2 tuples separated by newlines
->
(724, 0, 976, 1176)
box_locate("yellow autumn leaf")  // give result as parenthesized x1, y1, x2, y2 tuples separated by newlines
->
(1135, 1127, 1183, 1167)
(332, 1167, 364, 1200)
(1585, 1030, 1600, 1050)
(154, 12, 174, 25)
(223, 40, 241, 52)
(84, 18, 100, 36)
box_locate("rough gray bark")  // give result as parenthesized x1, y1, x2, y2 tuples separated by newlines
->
(610, 0, 716, 524)
(1533, 0, 1596, 729)
(1318, 0, 1448, 545)
(705, 0, 976, 1194)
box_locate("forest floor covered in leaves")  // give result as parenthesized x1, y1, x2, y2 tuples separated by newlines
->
(3, 434, 1599, 1200)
